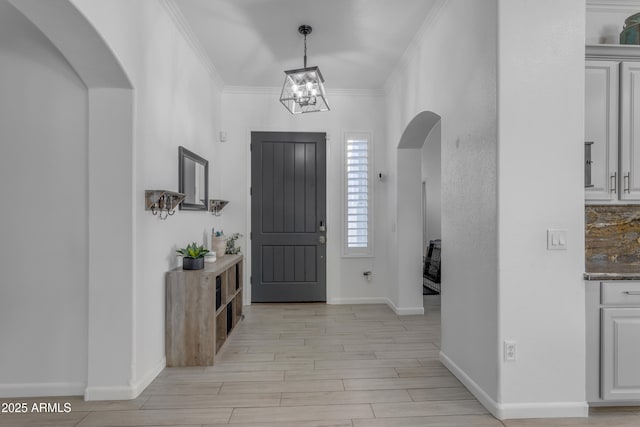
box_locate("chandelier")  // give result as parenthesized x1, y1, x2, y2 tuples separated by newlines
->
(280, 25, 330, 114)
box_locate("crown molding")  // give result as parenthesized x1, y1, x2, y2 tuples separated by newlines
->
(383, 0, 449, 93)
(410, 0, 450, 51)
(587, 1, 640, 12)
(329, 88, 385, 97)
(222, 86, 280, 96)
(222, 85, 384, 98)
(161, 0, 225, 90)
(586, 44, 640, 59)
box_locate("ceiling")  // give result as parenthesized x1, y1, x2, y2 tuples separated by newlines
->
(174, 0, 439, 90)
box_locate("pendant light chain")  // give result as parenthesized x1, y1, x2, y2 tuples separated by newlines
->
(303, 33, 308, 68)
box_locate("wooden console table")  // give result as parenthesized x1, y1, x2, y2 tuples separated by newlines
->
(165, 254, 243, 366)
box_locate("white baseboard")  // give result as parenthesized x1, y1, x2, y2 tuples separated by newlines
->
(328, 297, 424, 315)
(131, 356, 165, 398)
(84, 384, 136, 401)
(328, 297, 389, 305)
(498, 401, 589, 419)
(439, 351, 501, 417)
(384, 298, 424, 316)
(85, 356, 165, 401)
(0, 382, 85, 398)
(440, 351, 588, 420)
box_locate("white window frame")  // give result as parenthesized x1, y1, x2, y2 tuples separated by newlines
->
(342, 132, 373, 257)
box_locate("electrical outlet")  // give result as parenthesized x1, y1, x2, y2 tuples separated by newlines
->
(504, 340, 517, 362)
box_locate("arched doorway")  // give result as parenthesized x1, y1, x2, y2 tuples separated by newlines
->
(395, 111, 441, 313)
(8, 0, 135, 399)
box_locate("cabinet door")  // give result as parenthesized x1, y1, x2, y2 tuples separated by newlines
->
(620, 62, 640, 200)
(585, 61, 619, 201)
(601, 307, 640, 400)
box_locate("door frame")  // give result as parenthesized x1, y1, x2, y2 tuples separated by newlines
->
(243, 127, 330, 305)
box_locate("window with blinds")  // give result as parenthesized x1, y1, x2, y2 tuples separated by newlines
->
(344, 133, 372, 256)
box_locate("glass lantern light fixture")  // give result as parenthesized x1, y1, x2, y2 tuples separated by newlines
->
(280, 25, 330, 115)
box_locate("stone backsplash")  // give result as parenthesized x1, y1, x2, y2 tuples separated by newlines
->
(586, 205, 640, 268)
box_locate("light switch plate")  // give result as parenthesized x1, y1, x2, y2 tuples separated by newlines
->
(547, 229, 568, 250)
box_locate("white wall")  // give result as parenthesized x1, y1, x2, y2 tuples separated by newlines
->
(86, 88, 135, 398)
(395, 149, 425, 313)
(69, 0, 223, 397)
(387, 0, 587, 418)
(586, 1, 640, 44)
(422, 122, 442, 246)
(497, 0, 586, 418)
(0, 0, 225, 398)
(220, 89, 389, 305)
(0, 0, 88, 396)
(385, 0, 500, 403)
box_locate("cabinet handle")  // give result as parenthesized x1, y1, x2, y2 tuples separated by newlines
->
(623, 291, 640, 295)
(610, 172, 617, 194)
(624, 173, 630, 194)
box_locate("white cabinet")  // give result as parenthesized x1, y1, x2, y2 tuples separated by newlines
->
(586, 46, 640, 202)
(586, 281, 640, 403)
(585, 61, 618, 200)
(620, 62, 640, 200)
(601, 307, 640, 400)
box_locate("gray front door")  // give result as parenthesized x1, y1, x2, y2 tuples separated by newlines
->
(251, 131, 326, 302)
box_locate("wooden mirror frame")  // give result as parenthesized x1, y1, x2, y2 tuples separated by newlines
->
(178, 146, 209, 211)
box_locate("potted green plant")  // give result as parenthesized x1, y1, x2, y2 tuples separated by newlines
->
(176, 242, 210, 270)
(225, 232, 243, 255)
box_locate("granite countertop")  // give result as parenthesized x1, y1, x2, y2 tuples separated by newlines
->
(584, 260, 640, 281)
(585, 204, 640, 281)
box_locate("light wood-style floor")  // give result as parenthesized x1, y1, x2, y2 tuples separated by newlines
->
(2, 298, 640, 426)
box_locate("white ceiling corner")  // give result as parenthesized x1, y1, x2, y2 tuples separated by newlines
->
(383, 0, 448, 92)
(161, 0, 225, 90)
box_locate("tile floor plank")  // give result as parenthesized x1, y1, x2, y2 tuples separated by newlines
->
(142, 393, 281, 409)
(241, 344, 345, 354)
(281, 389, 412, 406)
(353, 414, 504, 427)
(142, 382, 223, 396)
(228, 404, 373, 423)
(395, 366, 454, 377)
(314, 358, 422, 370)
(76, 408, 232, 426)
(151, 370, 284, 383)
(0, 411, 89, 427)
(204, 360, 314, 372)
(408, 386, 475, 401)
(274, 351, 376, 361)
(343, 343, 438, 352)
(374, 349, 441, 359)
(219, 379, 344, 394)
(203, 421, 353, 427)
(344, 376, 462, 391)
(284, 367, 399, 381)
(371, 399, 488, 418)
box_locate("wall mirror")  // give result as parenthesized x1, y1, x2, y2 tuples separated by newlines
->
(179, 146, 208, 211)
